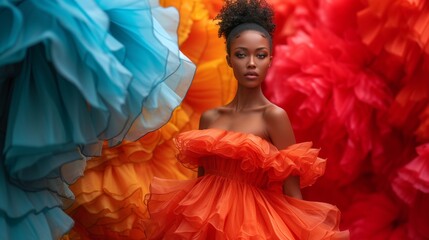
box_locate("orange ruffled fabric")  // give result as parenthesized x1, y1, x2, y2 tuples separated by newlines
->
(146, 129, 349, 239)
(66, 107, 196, 240)
(175, 129, 326, 188)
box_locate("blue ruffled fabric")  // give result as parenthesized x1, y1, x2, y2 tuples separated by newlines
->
(0, 0, 195, 239)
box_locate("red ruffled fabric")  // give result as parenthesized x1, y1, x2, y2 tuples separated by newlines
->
(145, 129, 348, 239)
(175, 129, 326, 188)
(264, 27, 393, 186)
(343, 193, 409, 240)
(357, 0, 429, 74)
(416, 104, 429, 141)
(264, 0, 429, 239)
(393, 143, 429, 204)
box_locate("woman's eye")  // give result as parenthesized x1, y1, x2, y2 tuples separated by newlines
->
(235, 53, 246, 58)
(257, 54, 267, 59)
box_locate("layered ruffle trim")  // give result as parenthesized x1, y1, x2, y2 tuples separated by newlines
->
(0, 0, 195, 239)
(175, 129, 326, 187)
(67, 107, 196, 239)
(0, 164, 75, 240)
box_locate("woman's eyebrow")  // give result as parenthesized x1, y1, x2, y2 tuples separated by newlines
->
(233, 47, 268, 51)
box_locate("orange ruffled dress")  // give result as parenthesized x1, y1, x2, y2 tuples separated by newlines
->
(146, 129, 349, 239)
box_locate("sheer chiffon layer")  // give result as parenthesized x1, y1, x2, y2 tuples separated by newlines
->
(146, 129, 349, 239)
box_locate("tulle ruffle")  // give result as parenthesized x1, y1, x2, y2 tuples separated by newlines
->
(146, 173, 348, 239)
(393, 143, 429, 204)
(1, 0, 195, 238)
(2, 0, 195, 175)
(0, 162, 75, 240)
(175, 129, 326, 187)
(342, 193, 408, 240)
(357, 0, 429, 71)
(67, 107, 196, 239)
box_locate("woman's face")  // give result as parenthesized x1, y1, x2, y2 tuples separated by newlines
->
(227, 30, 272, 89)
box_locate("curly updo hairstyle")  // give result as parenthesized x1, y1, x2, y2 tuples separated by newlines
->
(215, 0, 275, 54)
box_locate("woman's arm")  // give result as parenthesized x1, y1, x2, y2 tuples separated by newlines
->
(282, 175, 302, 199)
(265, 106, 302, 199)
(196, 109, 218, 177)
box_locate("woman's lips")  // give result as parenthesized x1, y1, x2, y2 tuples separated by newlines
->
(245, 72, 258, 79)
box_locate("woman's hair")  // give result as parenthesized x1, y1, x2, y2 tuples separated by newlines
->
(215, 0, 275, 54)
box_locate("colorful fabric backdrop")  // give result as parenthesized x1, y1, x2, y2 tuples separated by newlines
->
(1, 0, 428, 239)
(67, 0, 429, 239)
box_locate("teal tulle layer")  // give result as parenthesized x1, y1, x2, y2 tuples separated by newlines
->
(0, 0, 195, 238)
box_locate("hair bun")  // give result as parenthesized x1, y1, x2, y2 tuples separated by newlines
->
(215, 0, 275, 39)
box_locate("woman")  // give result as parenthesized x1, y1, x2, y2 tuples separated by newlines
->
(146, 0, 349, 239)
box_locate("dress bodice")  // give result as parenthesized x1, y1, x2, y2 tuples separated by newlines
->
(201, 155, 270, 188)
(175, 128, 326, 188)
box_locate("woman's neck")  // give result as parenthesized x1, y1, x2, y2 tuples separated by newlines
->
(228, 86, 269, 112)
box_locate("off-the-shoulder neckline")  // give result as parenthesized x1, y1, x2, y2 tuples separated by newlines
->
(181, 128, 315, 152)
(177, 128, 317, 158)
(182, 128, 280, 150)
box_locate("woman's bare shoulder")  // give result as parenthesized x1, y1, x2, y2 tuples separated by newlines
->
(199, 107, 222, 130)
(263, 103, 296, 149)
(263, 103, 289, 122)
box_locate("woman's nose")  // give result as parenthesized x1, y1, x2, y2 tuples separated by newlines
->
(247, 56, 256, 68)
